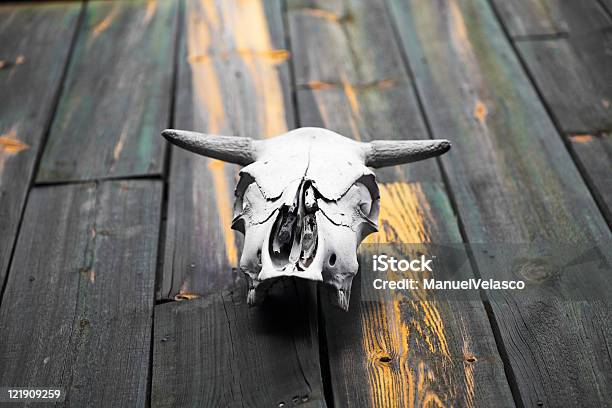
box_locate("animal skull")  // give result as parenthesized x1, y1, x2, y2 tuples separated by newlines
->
(162, 127, 450, 310)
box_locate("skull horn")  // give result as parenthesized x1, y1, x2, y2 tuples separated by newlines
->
(363, 139, 451, 168)
(162, 129, 257, 166)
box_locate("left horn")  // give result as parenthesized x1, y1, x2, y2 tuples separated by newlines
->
(162, 129, 257, 166)
(363, 139, 451, 168)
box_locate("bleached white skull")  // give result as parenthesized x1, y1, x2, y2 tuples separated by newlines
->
(162, 127, 450, 310)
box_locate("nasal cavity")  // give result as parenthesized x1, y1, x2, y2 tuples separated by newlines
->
(270, 204, 298, 267)
(269, 181, 319, 270)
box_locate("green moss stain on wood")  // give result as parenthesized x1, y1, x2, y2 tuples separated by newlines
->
(491, 0, 611, 37)
(388, 0, 612, 405)
(37, 0, 177, 182)
(0, 1, 81, 297)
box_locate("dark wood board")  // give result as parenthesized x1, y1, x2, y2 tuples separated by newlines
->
(160, 0, 295, 300)
(0, 180, 162, 406)
(0, 1, 81, 301)
(388, 0, 612, 406)
(152, 279, 325, 408)
(288, 0, 515, 405)
(490, 0, 611, 37)
(516, 31, 612, 133)
(570, 133, 612, 226)
(36, 0, 177, 182)
(288, 0, 433, 182)
(317, 189, 516, 408)
(288, 0, 408, 87)
(152, 2, 326, 406)
(516, 31, 612, 221)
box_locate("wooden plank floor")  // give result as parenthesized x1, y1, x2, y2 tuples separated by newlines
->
(287, 1, 513, 406)
(37, 0, 177, 182)
(0, 0, 610, 407)
(0, 180, 162, 406)
(0, 0, 82, 303)
(387, 1, 611, 406)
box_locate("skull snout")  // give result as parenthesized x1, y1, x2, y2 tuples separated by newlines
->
(240, 178, 375, 309)
(317, 213, 360, 311)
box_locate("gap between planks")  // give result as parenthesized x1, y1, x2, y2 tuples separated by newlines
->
(0, 1, 86, 310)
(377, 0, 525, 406)
(146, 0, 183, 406)
(486, 0, 612, 231)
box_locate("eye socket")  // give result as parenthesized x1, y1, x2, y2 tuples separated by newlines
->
(240, 182, 263, 212)
(357, 183, 373, 217)
(359, 201, 372, 216)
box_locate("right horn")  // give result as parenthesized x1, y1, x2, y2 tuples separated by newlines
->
(363, 139, 451, 168)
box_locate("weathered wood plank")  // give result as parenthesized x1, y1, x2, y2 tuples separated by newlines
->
(289, 0, 407, 87)
(515, 31, 612, 133)
(388, 0, 612, 251)
(152, 1, 326, 406)
(36, 0, 177, 182)
(320, 191, 516, 408)
(0, 180, 162, 406)
(161, 0, 294, 300)
(152, 279, 325, 408)
(288, 0, 515, 405)
(388, 0, 612, 406)
(490, 0, 611, 37)
(515, 31, 612, 221)
(0, 1, 81, 300)
(569, 133, 612, 225)
(288, 0, 431, 182)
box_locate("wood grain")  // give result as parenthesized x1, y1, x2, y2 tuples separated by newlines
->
(0, 1, 81, 300)
(152, 2, 326, 406)
(490, 0, 612, 37)
(0, 180, 162, 406)
(515, 31, 612, 133)
(288, 0, 432, 183)
(515, 31, 612, 223)
(36, 0, 177, 182)
(161, 0, 295, 300)
(152, 279, 325, 408)
(288, 0, 515, 405)
(319, 186, 516, 408)
(570, 132, 612, 225)
(388, 0, 612, 405)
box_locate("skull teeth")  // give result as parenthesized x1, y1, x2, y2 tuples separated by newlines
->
(337, 289, 349, 311)
(325, 286, 351, 312)
(247, 288, 257, 306)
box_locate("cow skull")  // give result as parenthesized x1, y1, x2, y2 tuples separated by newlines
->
(162, 127, 450, 310)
